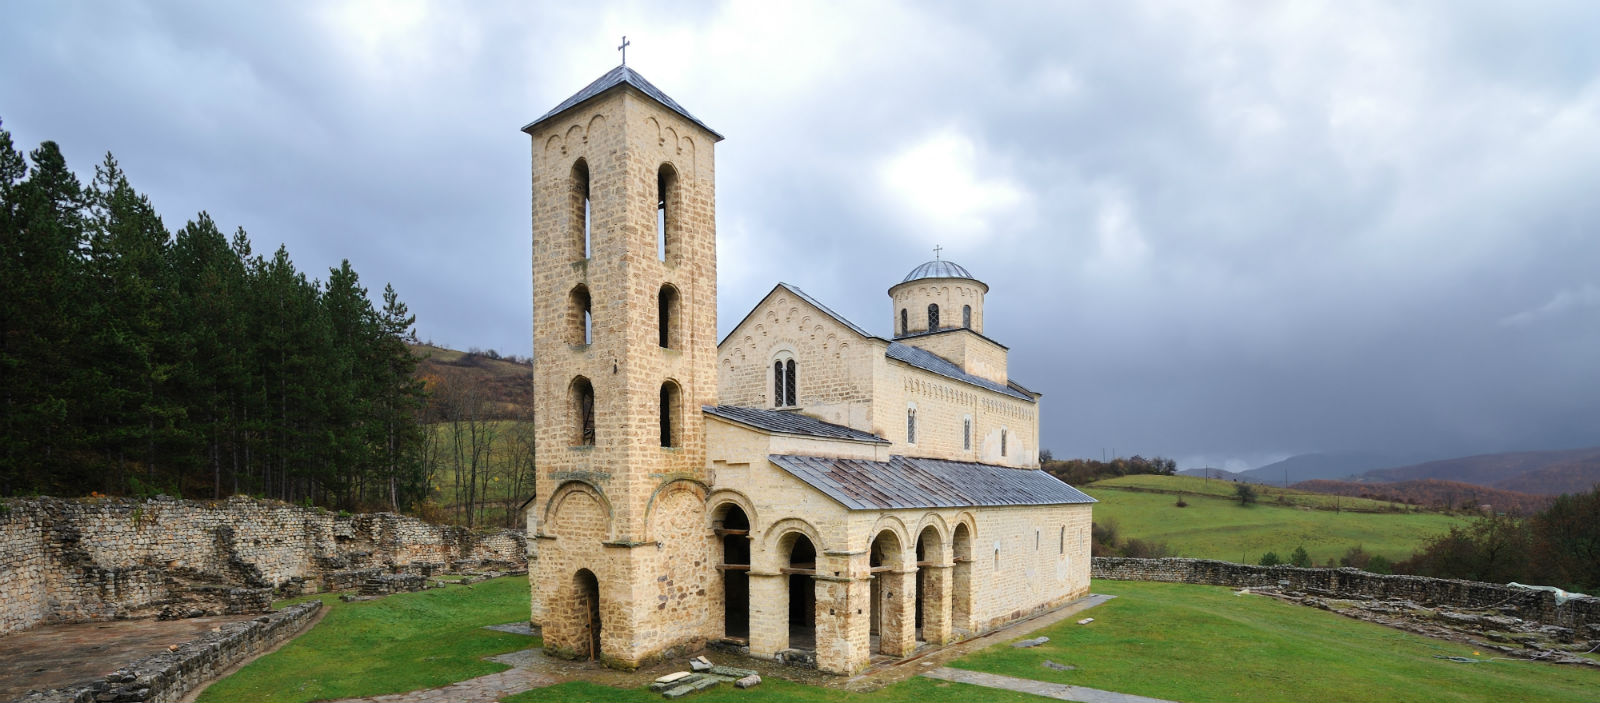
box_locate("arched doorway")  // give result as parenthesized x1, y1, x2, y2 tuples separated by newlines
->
(784, 534, 817, 651)
(951, 523, 973, 633)
(715, 504, 751, 640)
(574, 569, 601, 660)
(869, 530, 906, 655)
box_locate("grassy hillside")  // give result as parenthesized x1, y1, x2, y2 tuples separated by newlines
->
(1361, 446, 1600, 496)
(1085, 476, 1468, 563)
(1093, 474, 1406, 512)
(1295, 478, 1554, 516)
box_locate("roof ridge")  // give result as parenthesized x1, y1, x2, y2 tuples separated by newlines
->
(522, 65, 723, 139)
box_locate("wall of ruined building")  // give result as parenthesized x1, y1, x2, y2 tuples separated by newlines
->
(0, 496, 526, 636)
(1092, 557, 1598, 631)
(17, 601, 322, 703)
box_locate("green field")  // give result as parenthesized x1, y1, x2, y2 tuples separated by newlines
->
(212, 576, 1600, 702)
(952, 580, 1600, 703)
(197, 578, 534, 703)
(1086, 476, 1468, 563)
(1094, 474, 1405, 512)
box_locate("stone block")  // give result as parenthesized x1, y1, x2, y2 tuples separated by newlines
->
(734, 674, 761, 689)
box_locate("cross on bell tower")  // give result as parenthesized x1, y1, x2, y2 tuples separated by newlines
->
(618, 35, 631, 66)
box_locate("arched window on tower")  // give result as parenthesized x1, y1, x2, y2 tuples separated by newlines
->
(900, 309, 909, 337)
(963, 305, 971, 329)
(907, 404, 917, 444)
(963, 416, 972, 451)
(660, 380, 681, 448)
(1001, 428, 1008, 457)
(570, 376, 595, 446)
(568, 284, 592, 346)
(570, 159, 591, 260)
(928, 304, 940, 331)
(657, 164, 679, 264)
(658, 284, 680, 349)
(772, 353, 797, 407)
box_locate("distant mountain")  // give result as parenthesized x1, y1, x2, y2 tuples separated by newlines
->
(1356, 447, 1600, 496)
(1177, 468, 1245, 481)
(1235, 452, 1427, 486)
(1293, 478, 1555, 516)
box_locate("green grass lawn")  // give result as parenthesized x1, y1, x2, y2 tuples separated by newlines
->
(197, 577, 535, 703)
(951, 580, 1600, 703)
(1091, 474, 1405, 512)
(501, 677, 1057, 703)
(1087, 482, 1467, 563)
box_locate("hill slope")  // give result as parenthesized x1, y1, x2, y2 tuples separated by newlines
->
(1236, 452, 1425, 485)
(410, 343, 532, 419)
(1085, 476, 1466, 563)
(1293, 478, 1555, 515)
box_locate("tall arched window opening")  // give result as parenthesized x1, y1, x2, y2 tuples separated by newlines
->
(962, 305, 971, 329)
(568, 284, 592, 346)
(659, 380, 681, 448)
(963, 417, 972, 451)
(784, 533, 818, 652)
(1001, 428, 1008, 457)
(900, 309, 908, 336)
(715, 505, 751, 639)
(657, 164, 679, 263)
(658, 284, 680, 349)
(772, 355, 797, 407)
(928, 304, 940, 331)
(570, 159, 591, 260)
(907, 406, 917, 444)
(570, 376, 595, 446)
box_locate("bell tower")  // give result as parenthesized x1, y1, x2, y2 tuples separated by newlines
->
(522, 65, 722, 667)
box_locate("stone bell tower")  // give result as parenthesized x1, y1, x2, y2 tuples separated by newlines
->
(522, 65, 722, 667)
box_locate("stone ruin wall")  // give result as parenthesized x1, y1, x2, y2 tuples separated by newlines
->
(1093, 557, 1598, 631)
(0, 496, 528, 636)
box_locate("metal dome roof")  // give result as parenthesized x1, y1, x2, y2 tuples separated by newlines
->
(902, 259, 977, 283)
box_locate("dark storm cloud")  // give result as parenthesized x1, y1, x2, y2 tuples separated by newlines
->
(4, 1, 1596, 469)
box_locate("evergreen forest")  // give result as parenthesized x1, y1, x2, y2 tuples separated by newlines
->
(0, 121, 429, 511)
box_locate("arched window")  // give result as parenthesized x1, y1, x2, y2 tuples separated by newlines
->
(772, 354, 797, 407)
(657, 164, 679, 263)
(907, 405, 917, 444)
(963, 417, 972, 451)
(570, 376, 595, 446)
(658, 284, 680, 349)
(568, 284, 592, 346)
(1059, 526, 1065, 555)
(928, 303, 940, 331)
(660, 380, 681, 447)
(1001, 428, 1008, 457)
(900, 309, 908, 336)
(571, 159, 591, 260)
(962, 305, 971, 329)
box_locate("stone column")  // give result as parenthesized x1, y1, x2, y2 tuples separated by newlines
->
(877, 568, 917, 657)
(920, 563, 952, 645)
(746, 571, 787, 657)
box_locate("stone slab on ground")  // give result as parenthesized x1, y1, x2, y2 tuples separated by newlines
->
(709, 665, 758, 678)
(1012, 636, 1050, 648)
(482, 622, 537, 636)
(734, 674, 762, 689)
(923, 667, 1175, 703)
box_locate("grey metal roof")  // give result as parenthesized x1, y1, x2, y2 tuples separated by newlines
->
(902, 259, 977, 283)
(704, 405, 889, 444)
(769, 454, 1097, 510)
(522, 65, 724, 140)
(887, 342, 1034, 402)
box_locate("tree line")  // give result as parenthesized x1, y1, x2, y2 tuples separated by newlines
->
(0, 121, 429, 511)
(1395, 486, 1600, 592)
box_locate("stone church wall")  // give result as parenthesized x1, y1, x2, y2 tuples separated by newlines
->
(717, 288, 879, 432)
(0, 496, 526, 636)
(1092, 557, 1598, 631)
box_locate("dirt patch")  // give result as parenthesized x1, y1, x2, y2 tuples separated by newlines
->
(0, 614, 257, 700)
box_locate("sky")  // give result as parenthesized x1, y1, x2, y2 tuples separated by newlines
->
(4, 1, 1598, 471)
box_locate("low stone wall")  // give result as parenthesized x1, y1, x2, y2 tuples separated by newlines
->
(18, 600, 322, 703)
(1093, 557, 1598, 631)
(0, 496, 528, 635)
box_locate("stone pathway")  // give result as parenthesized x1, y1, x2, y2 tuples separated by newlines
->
(923, 668, 1175, 703)
(331, 651, 556, 703)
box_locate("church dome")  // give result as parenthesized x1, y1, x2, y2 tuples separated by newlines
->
(902, 259, 977, 283)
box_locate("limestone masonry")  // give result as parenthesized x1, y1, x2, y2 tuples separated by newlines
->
(0, 495, 526, 636)
(522, 66, 1093, 675)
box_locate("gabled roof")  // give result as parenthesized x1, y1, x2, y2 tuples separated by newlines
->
(719, 282, 883, 348)
(887, 342, 1033, 402)
(769, 454, 1096, 510)
(703, 405, 888, 444)
(522, 65, 724, 140)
